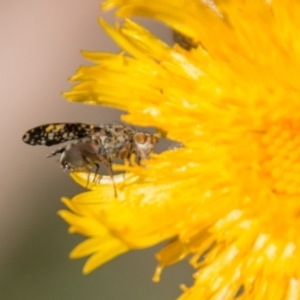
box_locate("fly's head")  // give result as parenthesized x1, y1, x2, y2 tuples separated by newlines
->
(133, 132, 159, 161)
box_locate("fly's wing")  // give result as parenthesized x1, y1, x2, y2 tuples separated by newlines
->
(22, 123, 101, 146)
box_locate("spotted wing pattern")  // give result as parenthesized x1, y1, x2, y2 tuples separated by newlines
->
(22, 123, 102, 146)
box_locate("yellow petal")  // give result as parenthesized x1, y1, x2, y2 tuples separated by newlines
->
(60, 0, 300, 298)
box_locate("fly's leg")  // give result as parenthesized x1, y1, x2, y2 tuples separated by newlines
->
(85, 164, 99, 188)
(46, 146, 67, 158)
(101, 157, 117, 198)
(93, 163, 100, 183)
(119, 143, 133, 161)
(79, 150, 100, 188)
(85, 166, 92, 189)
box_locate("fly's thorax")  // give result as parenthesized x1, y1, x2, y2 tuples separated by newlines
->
(98, 125, 136, 159)
(90, 125, 111, 144)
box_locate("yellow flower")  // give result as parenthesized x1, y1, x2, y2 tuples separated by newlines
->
(59, 0, 300, 299)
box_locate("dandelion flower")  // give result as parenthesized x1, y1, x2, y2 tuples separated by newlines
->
(59, 0, 300, 299)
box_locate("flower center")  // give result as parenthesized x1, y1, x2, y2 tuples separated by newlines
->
(261, 120, 300, 195)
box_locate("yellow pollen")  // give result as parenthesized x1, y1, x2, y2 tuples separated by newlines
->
(45, 125, 54, 132)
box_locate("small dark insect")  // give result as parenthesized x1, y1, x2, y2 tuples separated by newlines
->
(22, 123, 158, 196)
(172, 30, 199, 50)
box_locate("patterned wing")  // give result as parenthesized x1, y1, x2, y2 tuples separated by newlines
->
(22, 123, 101, 146)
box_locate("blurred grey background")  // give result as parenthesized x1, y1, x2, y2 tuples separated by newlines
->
(0, 0, 193, 299)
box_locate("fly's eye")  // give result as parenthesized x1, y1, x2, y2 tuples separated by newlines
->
(151, 136, 159, 144)
(134, 132, 147, 144)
